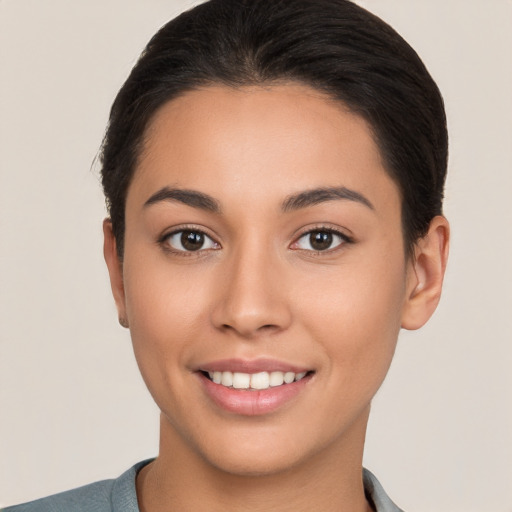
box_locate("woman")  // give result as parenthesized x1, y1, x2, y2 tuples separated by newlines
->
(4, 0, 449, 510)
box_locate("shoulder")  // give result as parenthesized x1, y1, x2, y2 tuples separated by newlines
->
(2, 479, 115, 512)
(2, 460, 152, 512)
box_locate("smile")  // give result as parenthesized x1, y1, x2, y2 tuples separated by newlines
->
(197, 361, 314, 415)
(205, 370, 308, 390)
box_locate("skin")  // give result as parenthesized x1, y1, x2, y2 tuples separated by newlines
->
(104, 84, 449, 512)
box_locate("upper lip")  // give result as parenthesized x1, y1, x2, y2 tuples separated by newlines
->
(197, 358, 311, 374)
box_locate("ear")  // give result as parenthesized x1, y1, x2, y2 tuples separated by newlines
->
(103, 219, 129, 328)
(401, 216, 450, 330)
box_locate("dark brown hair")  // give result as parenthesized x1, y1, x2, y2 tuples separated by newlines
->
(100, 0, 447, 258)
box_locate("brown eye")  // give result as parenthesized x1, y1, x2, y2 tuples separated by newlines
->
(165, 229, 218, 252)
(309, 231, 333, 251)
(181, 231, 205, 251)
(294, 229, 348, 252)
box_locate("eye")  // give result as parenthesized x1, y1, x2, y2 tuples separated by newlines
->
(164, 229, 219, 252)
(293, 229, 349, 252)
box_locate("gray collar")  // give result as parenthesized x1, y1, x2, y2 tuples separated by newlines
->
(363, 468, 405, 512)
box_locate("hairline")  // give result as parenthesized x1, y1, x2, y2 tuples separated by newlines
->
(115, 79, 416, 261)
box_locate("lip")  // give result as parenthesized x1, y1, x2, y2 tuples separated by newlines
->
(196, 359, 314, 416)
(197, 358, 310, 374)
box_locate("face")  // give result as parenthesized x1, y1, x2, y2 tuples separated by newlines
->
(105, 84, 429, 476)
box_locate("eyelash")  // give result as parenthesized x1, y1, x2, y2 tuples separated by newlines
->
(158, 225, 220, 256)
(158, 225, 353, 256)
(291, 226, 354, 254)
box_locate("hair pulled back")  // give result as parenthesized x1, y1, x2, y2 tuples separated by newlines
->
(100, 0, 447, 258)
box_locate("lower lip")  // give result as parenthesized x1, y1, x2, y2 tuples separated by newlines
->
(199, 373, 312, 416)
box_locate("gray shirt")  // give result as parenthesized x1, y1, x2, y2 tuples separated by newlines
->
(3, 461, 404, 512)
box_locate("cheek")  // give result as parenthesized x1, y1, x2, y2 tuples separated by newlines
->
(120, 257, 219, 433)
(121, 252, 212, 373)
(297, 252, 407, 382)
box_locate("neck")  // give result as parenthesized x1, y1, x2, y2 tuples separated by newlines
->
(137, 409, 373, 512)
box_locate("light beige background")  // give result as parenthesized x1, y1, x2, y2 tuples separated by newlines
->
(1, 0, 511, 510)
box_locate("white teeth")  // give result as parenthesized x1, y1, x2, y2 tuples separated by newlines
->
(269, 371, 284, 387)
(283, 371, 295, 384)
(221, 371, 233, 387)
(250, 371, 270, 390)
(232, 372, 251, 389)
(206, 370, 308, 390)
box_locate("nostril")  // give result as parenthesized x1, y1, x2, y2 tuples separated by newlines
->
(219, 322, 280, 337)
(212, 289, 292, 337)
(260, 324, 279, 331)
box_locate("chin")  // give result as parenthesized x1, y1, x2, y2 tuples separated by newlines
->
(202, 443, 308, 478)
(189, 418, 347, 479)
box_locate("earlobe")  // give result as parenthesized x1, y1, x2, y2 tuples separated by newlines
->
(401, 216, 450, 330)
(103, 219, 129, 329)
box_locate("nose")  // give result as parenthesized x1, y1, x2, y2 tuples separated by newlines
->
(210, 245, 292, 339)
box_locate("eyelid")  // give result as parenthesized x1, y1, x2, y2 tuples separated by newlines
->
(290, 224, 354, 252)
(158, 224, 221, 254)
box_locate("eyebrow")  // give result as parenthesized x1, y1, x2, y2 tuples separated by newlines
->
(144, 187, 221, 213)
(281, 186, 375, 212)
(144, 185, 374, 214)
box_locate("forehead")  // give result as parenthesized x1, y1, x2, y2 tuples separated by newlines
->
(130, 84, 399, 214)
